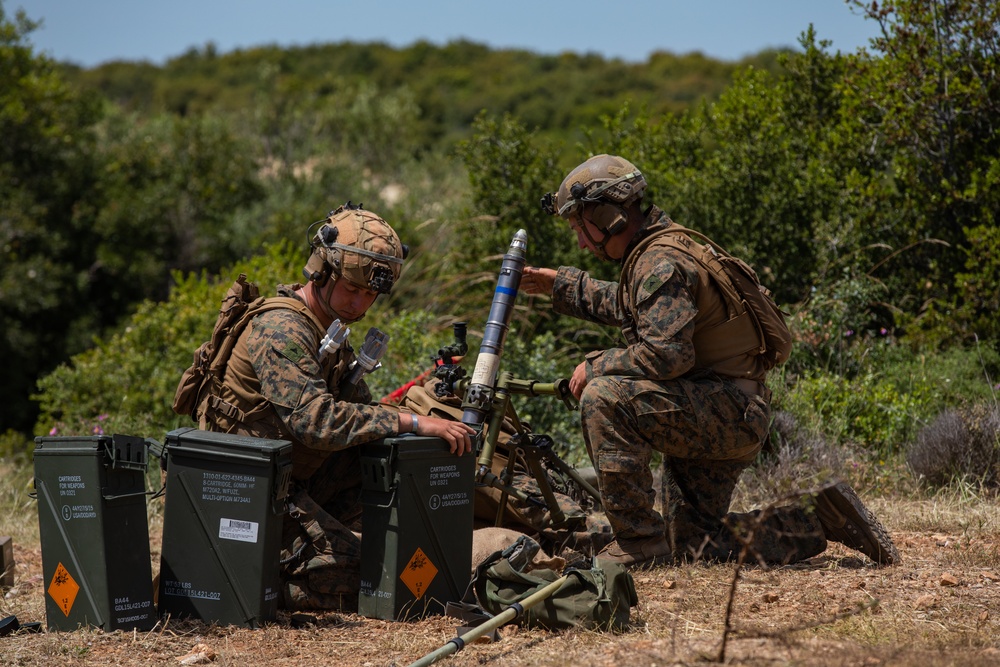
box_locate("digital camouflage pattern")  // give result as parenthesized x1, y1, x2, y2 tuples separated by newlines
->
(200, 284, 400, 609)
(204, 284, 401, 480)
(280, 450, 364, 610)
(552, 207, 826, 564)
(580, 373, 826, 563)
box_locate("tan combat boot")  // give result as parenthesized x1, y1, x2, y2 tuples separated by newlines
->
(596, 535, 672, 569)
(814, 481, 900, 566)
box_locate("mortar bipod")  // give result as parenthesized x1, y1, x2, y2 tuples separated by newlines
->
(454, 371, 602, 529)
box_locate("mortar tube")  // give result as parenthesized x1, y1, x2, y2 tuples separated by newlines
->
(461, 230, 527, 431)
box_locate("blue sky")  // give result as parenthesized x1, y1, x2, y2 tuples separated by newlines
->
(13, 0, 882, 67)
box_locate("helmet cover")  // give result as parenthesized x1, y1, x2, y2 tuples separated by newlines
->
(541, 154, 647, 231)
(303, 203, 404, 294)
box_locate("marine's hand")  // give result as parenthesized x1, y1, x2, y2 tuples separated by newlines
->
(522, 266, 557, 296)
(569, 360, 588, 399)
(414, 415, 475, 456)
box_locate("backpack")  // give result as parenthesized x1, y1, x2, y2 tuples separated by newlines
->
(621, 222, 792, 373)
(172, 274, 321, 421)
(470, 535, 637, 632)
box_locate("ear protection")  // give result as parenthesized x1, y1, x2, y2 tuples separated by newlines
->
(588, 202, 629, 236)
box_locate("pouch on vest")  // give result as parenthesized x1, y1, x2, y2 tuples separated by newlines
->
(173, 274, 261, 419)
(470, 535, 637, 631)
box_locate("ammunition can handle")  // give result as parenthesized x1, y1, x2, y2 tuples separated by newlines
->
(370, 486, 398, 509)
(102, 489, 152, 501)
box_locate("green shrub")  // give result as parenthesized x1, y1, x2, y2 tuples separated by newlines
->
(776, 334, 1000, 463)
(361, 308, 450, 402)
(783, 272, 905, 379)
(780, 368, 935, 460)
(0, 429, 33, 462)
(32, 242, 303, 444)
(890, 343, 1000, 408)
(501, 331, 587, 464)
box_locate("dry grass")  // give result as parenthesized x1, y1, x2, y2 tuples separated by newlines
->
(2, 459, 999, 667)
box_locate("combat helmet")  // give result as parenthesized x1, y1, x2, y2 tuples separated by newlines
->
(303, 202, 406, 294)
(542, 154, 646, 234)
(540, 154, 646, 259)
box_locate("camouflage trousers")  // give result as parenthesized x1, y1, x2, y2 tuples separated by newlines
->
(580, 372, 827, 565)
(280, 449, 364, 611)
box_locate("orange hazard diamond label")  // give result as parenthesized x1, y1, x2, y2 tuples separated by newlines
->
(399, 547, 438, 600)
(48, 562, 81, 617)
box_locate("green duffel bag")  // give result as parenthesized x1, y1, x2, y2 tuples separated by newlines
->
(471, 535, 638, 631)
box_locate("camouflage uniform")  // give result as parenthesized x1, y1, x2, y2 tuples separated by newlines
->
(552, 207, 827, 564)
(200, 284, 401, 610)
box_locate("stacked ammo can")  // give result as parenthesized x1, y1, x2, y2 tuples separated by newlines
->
(157, 427, 292, 627)
(358, 435, 475, 620)
(33, 434, 157, 631)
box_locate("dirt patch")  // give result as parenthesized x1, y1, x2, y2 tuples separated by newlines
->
(2, 498, 999, 666)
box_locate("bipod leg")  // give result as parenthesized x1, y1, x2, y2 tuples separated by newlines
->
(517, 444, 566, 527)
(534, 443, 601, 505)
(493, 445, 519, 527)
(476, 470, 546, 510)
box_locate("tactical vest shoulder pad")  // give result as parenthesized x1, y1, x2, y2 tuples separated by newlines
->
(619, 224, 792, 372)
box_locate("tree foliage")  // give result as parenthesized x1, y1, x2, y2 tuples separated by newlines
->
(67, 39, 770, 150)
(841, 0, 1000, 344)
(7, 0, 1000, 467)
(1, 5, 103, 433)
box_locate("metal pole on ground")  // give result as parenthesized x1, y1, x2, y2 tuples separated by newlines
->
(405, 574, 570, 667)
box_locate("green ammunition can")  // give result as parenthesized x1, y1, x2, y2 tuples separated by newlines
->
(32, 434, 156, 631)
(157, 427, 292, 627)
(358, 435, 475, 620)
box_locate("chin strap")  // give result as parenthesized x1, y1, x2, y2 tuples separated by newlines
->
(577, 221, 614, 261)
(313, 281, 339, 322)
(307, 280, 368, 325)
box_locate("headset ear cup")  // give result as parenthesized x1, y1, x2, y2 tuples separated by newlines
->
(592, 203, 627, 235)
(303, 250, 332, 287)
(606, 217, 626, 236)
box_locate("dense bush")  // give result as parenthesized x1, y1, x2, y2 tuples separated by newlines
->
(907, 403, 1000, 489)
(9, 0, 1000, 497)
(33, 242, 302, 440)
(779, 369, 934, 460)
